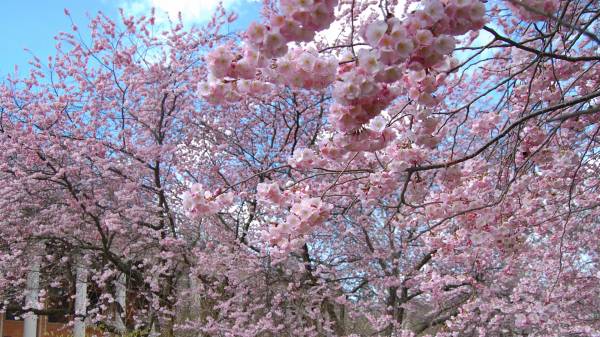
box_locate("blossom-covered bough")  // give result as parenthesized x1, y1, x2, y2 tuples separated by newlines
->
(1, 0, 599, 336)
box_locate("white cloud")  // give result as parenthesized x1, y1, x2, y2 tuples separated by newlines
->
(120, 0, 253, 24)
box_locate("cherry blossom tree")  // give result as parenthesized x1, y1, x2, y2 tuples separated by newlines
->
(0, 8, 235, 336)
(1, 0, 600, 336)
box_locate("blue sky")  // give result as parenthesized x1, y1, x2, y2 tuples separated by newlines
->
(0, 0, 261, 77)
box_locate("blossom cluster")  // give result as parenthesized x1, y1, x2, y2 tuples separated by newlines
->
(516, 125, 546, 163)
(325, 0, 486, 151)
(272, 48, 337, 89)
(202, 0, 487, 153)
(198, 44, 274, 103)
(265, 197, 332, 250)
(197, 78, 275, 104)
(406, 69, 447, 107)
(182, 184, 234, 218)
(359, 171, 399, 200)
(288, 148, 323, 169)
(331, 64, 399, 128)
(256, 180, 332, 253)
(206, 45, 262, 80)
(246, 0, 338, 58)
(506, 0, 559, 21)
(410, 111, 442, 148)
(359, 0, 484, 80)
(257, 181, 287, 205)
(199, 1, 339, 103)
(334, 128, 397, 152)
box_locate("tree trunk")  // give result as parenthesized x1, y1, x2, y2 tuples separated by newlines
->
(114, 273, 127, 333)
(74, 262, 88, 337)
(24, 259, 40, 337)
